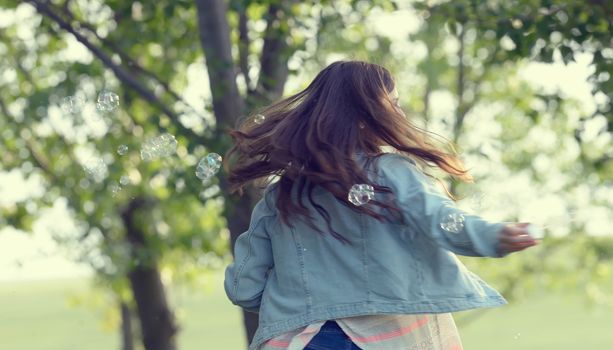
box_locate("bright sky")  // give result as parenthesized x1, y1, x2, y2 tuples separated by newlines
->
(0, 4, 610, 282)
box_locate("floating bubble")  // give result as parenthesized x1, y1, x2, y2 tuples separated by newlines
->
(119, 175, 130, 186)
(526, 224, 544, 239)
(160, 134, 177, 143)
(117, 145, 129, 155)
(254, 114, 266, 124)
(61, 95, 85, 114)
(196, 153, 222, 181)
(348, 184, 374, 206)
(440, 213, 465, 233)
(79, 178, 91, 189)
(109, 183, 122, 197)
(467, 191, 486, 212)
(158, 134, 177, 156)
(140, 149, 154, 162)
(83, 157, 107, 181)
(140, 133, 178, 161)
(96, 90, 120, 112)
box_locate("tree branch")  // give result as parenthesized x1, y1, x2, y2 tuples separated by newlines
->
(194, 0, 264, 343)
(0, 29, 35, 84)
(453, 24, 467, 144)
(237, 5, 252, 90)
(26, 0, 200, 141)
(60, 5, 201, 118)
(0, 94, 87, 231)
(195, 0, 245, 131)
(252, 1, 298, 104)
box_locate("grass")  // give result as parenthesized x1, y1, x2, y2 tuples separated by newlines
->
(457, 292, 613, 349)
(0, 271, 611, 350)
(0, 278, 120, 350)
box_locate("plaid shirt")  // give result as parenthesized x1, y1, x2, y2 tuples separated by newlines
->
(259, 313, 463, 350)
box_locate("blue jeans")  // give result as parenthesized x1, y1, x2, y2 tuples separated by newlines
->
(304, 320, 363, 350)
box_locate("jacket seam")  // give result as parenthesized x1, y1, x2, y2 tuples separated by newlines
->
(231, 214, 275, 302)
(360, 213, 371, 305)
(385, 155, 482, 254)
(379, 163, 426, 297)
(290, 224, 312, 312)
(243, 155, 507, 350)
(389, 179, 479, 256)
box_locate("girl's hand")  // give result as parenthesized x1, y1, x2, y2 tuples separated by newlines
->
(497, 223, 539, 255)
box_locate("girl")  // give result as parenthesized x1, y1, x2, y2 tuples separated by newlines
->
(223, 60, 539, 350)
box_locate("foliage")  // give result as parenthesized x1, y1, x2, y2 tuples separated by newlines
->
(418, 0, 613, 134)
(1, 0, 612, 347)
(0, 0, 413, 345)
(403, 0, 613, 309)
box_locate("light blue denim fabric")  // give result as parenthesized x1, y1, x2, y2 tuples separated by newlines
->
(224, 152, 508, 350)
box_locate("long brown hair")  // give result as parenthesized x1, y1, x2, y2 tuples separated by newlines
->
(224, 60, 472, 245)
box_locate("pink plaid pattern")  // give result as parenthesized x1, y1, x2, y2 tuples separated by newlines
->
(260, 313, 463, 350)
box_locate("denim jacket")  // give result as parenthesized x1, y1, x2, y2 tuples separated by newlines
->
(224, 152, 508, 350)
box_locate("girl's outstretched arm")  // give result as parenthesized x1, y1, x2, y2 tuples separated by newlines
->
(379, 153, 536, 258)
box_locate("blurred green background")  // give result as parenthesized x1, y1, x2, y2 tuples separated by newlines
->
(2, 271, 613, 349)
(1, 0, 612, 349)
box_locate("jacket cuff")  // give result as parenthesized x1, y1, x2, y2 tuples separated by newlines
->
(479, 221, 507, 258)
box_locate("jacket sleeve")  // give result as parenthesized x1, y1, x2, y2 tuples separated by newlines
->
(379, 154, 506, 258)
(224, 195, 275, 313)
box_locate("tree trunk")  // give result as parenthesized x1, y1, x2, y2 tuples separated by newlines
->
(127, 266, 177, 350)
(253, 2, 296, 104)
(194, 0, 245, 131)
(194, 0, 259, 345)
(194, 0, 296, 345)
(422, 78, 431, 128)
(120, 301, 135, 350)
(453, 24, 467, 145)
(450, 24, 467, 196)
(121, 198, 178, 350)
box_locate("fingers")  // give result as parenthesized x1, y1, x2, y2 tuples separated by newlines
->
(500, 238, 537, 248)
(499, 234, 535, 245)
(500, 240, 538, 253)
(499, 224, 539, 255)
(503, 224, 531, 237)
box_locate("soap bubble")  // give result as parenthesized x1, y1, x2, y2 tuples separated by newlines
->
(117, 145, 129, 155)
(440, 213, 465, 233)
(96, 90, 120, 112)
(109, 183, 122, 197)
(140, 149, 154, 162)
(140, 133, 178, 161)
(254, 114, 266, 124)
(196, 153, 222, 181)
(467, 191, 487, 212)
(119, 175, 130, 186)
(61, 95, 85, 114)
(83, 157, 107, 182)
(348, 184, 374, 206)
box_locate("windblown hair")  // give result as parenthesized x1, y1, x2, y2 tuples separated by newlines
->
(224, 60, 472, 245)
